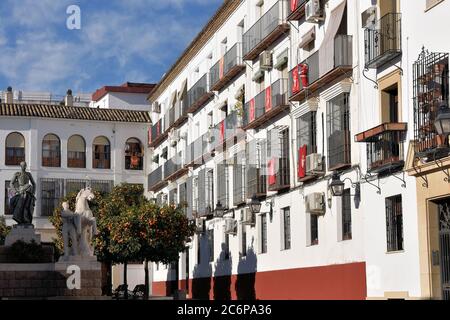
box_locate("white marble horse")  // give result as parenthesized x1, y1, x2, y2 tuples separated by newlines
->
(61, 187, 98, 258)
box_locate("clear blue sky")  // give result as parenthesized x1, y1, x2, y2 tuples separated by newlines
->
(0, 0, 222, 95)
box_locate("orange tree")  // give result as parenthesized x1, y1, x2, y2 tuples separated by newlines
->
(108, 202, 195, 299)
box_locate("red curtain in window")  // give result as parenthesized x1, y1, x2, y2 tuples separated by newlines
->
(292, 65, 300, 94)
(156, 121, 160, 135)
(298, 144, 307, 178)
(148, 128, 152, 144)
(249, 98, 256, 122)
(268, 158, 276, 185)
(291, 0, 298, 11)
(265, 85, 272, 112)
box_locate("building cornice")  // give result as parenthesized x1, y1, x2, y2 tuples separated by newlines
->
(147, 0, 242, 103)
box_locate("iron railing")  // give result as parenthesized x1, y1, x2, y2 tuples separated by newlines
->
(366, 129, 406, 173)
(210, 43, 244, 91)
(5, 147, 25, 166)
(287, 0, 307, 20)
(233, 153, 246, 207)
(67, 151, 86, 168)
(364, 13, 402, 69)
(164, 153, 183, 180)
(217, 163, 229, 210)
(187, 74, 211, 112)
(149, 118, 163, 145)
(148, 166, 163, 191)
(242, 0, 289, 59)
(186, 134, 208, 166)
(413, 50, 449, 157)
(288, 35, 352, 99)
(244, 78, 288, 127)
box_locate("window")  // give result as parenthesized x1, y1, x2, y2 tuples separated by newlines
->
(386, 195, 404, 252)
(206, 169, 214, 212)
(296, 112, 317, 180)
(327, 93, 351, 171)
(40, 178, 64, 217)
(42, 134, 61, 167)
(4, 181, 12, 215)
(208, 229, 214, 262)
(241, 221, 247, 257)
(282, 207, 291, 250)
(169, 188, 178, 206)
(342, 189, 352, 240)
(260, 213, 268, 254)
(267, 127, 290, 191)
(67, 135, 86, 168)
(217, 162, 229, 210)
(125, 138, 143, 170)
(224, 233, 230, 260)
(308, 214, 319, 246)
(93, 136, 111, 169)
(381, 83, 399, 123)
(5, 132, 25, 166)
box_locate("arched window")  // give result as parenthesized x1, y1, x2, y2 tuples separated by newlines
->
(93, 136, 111, 169)
(125, 138, 143, 170)
(5, 132, 25, 165)
(42, 134, 61, 167)
(67, 135, 86, 168)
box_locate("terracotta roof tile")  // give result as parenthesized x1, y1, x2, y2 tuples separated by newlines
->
(0, 103, 151, 123)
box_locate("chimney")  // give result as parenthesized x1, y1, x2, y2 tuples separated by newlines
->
(5, 86, 13, 104)
(65, 89, 73, 107)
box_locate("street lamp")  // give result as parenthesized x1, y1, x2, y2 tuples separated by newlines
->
(434, 102, 450, 137)
(215, 201, 225, 217)
(249, 194, 262, 214)
(329, 173, 345, 197)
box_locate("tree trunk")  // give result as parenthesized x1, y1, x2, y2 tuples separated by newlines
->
(123, 261, 128, 299)
(144, 259, 149, 300)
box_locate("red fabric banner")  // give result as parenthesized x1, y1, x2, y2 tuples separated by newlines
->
(219, 57, 225, 79)
(148, 128, 152, 144)
(298, 145, 307, 179)
(292, 65, 300, 94)
(250, 98, 256, 122)
(291, 0, 298, 12)
(268, 158, 276, 185)
(265, 85, 272, 112)
(300, 63, 309, 88)
(156, 121, 160, 136)
(220, 121, 225, 142)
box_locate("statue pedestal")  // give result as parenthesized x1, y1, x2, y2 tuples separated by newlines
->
(5, 224, 41, 246)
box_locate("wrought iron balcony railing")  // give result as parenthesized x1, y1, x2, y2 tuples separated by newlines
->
(187, 74, 214, 114)
(289, 34, 352, 102)
(287, 0, 308, 21)
(148, 118, 166, 147)
(364, 13, 402, 69)
(356, 122, 407, 174)
(242, 0, 289, 60)
(243, 78, 289, 129)
(148, 166, 166, 192)
(210, 43, 245, 91)
(247, 166, 267, 198)
(186, 134, 209, 167)
(164, 152, 187, 181)
(210, 111, 244, 151)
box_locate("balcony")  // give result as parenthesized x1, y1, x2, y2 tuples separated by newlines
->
(148, 118, 167, 148)
(356, 123, 407, 174)
(268, 157, 290, 192)
(187, 74, 214, 114)
(243, 79, 289, 129)
(164, 153, 188, 181)
(247, 166, 267, 199)
(242, 0, 290, 61)
(364, 13, 401, 69)
(287, 0, 308, 21)
(211, 111, 244, 151)
(289, 35, 352, 102)
(210, 43, 245, 92)
(186, 134, 209, 167)
(173, 96, 189, 128)
(148, 166, 167, 192)
(233, 163, 246, 207)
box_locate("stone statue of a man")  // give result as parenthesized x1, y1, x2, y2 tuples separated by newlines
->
(9, 161, 36, 225)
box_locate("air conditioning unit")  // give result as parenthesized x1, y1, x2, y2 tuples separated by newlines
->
(224, 218, 237, 235)
(306, 153, 324, 175)
(152, 102, 161, 113)
(305, 0, 323, 23)
(195, 218, 205, 234)
(305, 192, 325, 215)
(242, 209, 255, 225)
(259, 51, 273, 70)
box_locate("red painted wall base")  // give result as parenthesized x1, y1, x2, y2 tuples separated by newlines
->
(152, 262, 367, 300)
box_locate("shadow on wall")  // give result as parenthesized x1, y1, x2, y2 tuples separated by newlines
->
(191, 233, 212, 300)
(235, 246, 257, 300)
(213, 243, 232, 300)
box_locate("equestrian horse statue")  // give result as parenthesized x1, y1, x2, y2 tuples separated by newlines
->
(60, 187, 98, 259)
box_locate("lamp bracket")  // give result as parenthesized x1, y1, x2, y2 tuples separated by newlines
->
(363, 172, 381, 194)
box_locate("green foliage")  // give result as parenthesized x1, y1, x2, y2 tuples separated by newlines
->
(0, 216, 11, 245)
(4, 240, 48, 263)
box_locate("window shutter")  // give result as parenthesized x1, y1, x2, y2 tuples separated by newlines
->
(198, 169, 206, 216)
(187, 177, 193, 219)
